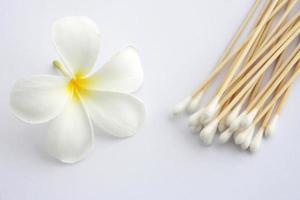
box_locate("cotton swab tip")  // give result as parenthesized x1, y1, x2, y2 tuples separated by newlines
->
(226, 107, 240, 126)
(218, 119, 227, 132)
(250, 128, 264, 152)
(188, 109, 203, 126)
(199, 98, 219, 124)
(200, 105, 218, 124)
(172, 96, 192, 116)
(240, 126, 255, 150)
(228, 118, 241, 132)
(239, 111, 256, 130)
(219, 129, 234, 144)
(264, 114, 279, 137)
(190, 124, 202, 133)
(199, 120, 218, 145)
(187, 92, 203, 113)
(235, 126, 252, 145)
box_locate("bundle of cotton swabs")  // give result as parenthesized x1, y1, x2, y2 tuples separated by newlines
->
(172, 0, 300, 152)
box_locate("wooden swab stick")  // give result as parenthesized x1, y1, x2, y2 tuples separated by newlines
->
(244, 0, 274, 60)
(275, 85, 291, 113)
(250, 0, 295, 104)
(253, 62, 293, 125)
(212, 0, 280, 101)
(227, 11, 300, 88)
(190, 0, 261, 97)
(218, 0, 262, 63)
(214, 79, 260, 123)
(235, 22, 287, 122)
(194, 10, 292, 100)
(217, 41, 299, 126)
(265, 0, 298, 43)
(246, 44, 300, 112)
(197, 12, 280, 124)
(220, 23, 300, 105)
(248, 16, 277, 100)
(237, 47, 300, 130)
(253, 85, 292, 125)
(197, 1, 280, 124)
(257, 29, 294, 133)
(225, 27, 299, 100)
(262, 0, 298, 126)
(199, 0, 300, 144)
(265, 74, 293, 136)
(222, 14, 273, 123)
(225, 0, 296, 104)
(254, 59, 300, 122)
(262, 87, 290, 136)
(177, 1, 265, 114)
(265, 87, 292, 137)
(235, 44, 300, 129)
(223, 7, 277, 107)
(260, 52, 286, 129)
(238, 61, 297, 149)
(248, 70, 286, 150)
(190, 0, 291, 98)
(220, 15, 274, 112)
(220, 38, 298, 111)
(180, 0, 300, 149)
(239, 73, 291, 151)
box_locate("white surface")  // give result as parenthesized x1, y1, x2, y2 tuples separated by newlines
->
(1, 0, 300, 199)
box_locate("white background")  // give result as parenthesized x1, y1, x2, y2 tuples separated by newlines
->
(1, 0, 300, 199)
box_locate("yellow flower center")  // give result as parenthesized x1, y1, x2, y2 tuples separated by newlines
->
(66, 73, 90, 100)
(52, 60, 96, 100)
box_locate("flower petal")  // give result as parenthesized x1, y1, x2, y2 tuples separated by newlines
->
(47, 99, 93, 163)
(82, 90, 145, 137)
(10, 75, 70, 124)
(84, 46, 143, 93)
(52, 16, 101, 75)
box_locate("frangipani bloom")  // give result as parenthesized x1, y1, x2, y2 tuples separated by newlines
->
(10, 16, 145, 163)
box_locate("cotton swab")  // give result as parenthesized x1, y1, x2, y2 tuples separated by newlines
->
(238, 43, 300, 130)
(218, 34, 300, 133)
(227, 12, 300, 89)
(173, 0, 300, 152)
(172, 1, 261, 115)
(265, 80, 292, 136)
(250, 50, 286, 149)
(220, 21, 300, 107)
(248, 61, 300, 150)
(172, 0, 294, 115)
(198, 0, 280, 124)
(219, 16, 276, 144)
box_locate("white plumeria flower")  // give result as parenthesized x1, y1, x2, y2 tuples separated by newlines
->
(10, 16, 145, 163)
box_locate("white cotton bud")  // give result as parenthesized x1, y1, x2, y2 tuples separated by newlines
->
(239, 110, 257, 130)
(264, 114, 279, 137)
(240, 126, 255, 150)
(199, 120, 219, 145)
(188, 108, 204, 127)
(187, 92, 203, 113)
(199, 98, 219, 124)
(228, 115, 242, 132)
(219, 129, 234, 144)
(235, 126, 252, 145)
(218, 118, 227, 132)
(190, 124, 203, 133)
(196, 126, 203, 132)
(226, 104, 242, 126)
(172, 96, 192, 116)
(250, 128, 264, 152)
